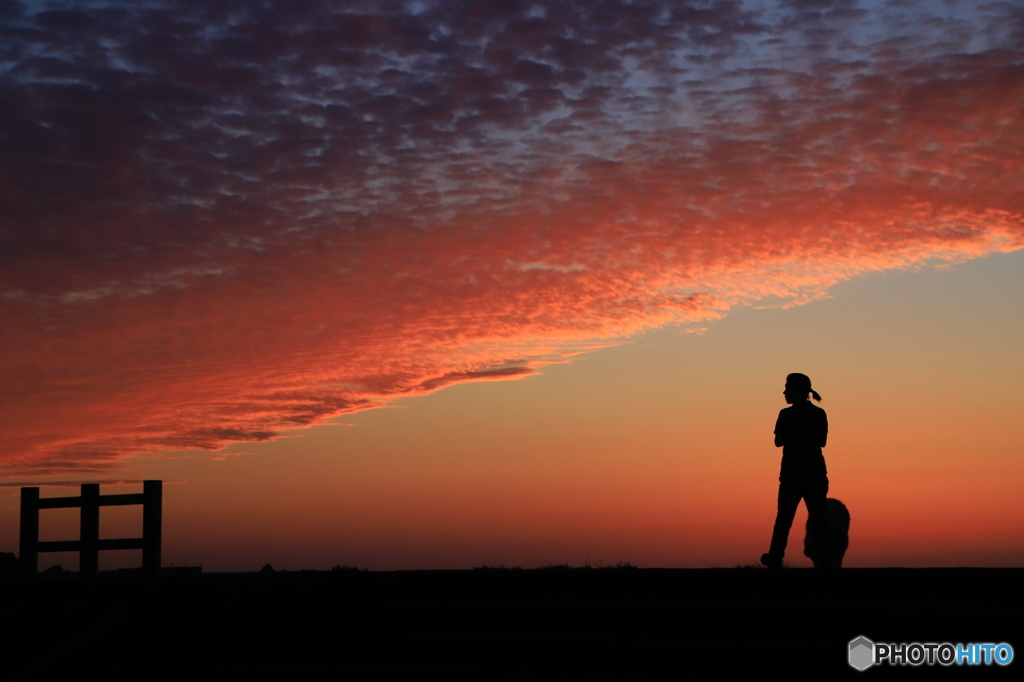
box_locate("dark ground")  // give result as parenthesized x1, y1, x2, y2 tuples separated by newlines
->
(1, 568, 1020, 680)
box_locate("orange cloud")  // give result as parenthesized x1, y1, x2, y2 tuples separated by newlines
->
(1, 0, 1021, 474)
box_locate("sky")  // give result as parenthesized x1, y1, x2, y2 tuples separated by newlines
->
(1, 0, 1022, 570)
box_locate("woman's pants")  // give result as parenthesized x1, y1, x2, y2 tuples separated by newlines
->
(768, 473, 834, 568)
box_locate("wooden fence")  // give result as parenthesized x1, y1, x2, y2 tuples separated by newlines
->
(19, 481, 162, 586)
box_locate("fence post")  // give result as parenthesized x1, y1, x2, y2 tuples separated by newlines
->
(80, 483, 100, 590)
(142, 480, 162, 583)
(19, 487, 39, 588)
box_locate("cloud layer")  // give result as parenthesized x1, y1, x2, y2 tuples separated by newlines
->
(2, 0, 1022, 474)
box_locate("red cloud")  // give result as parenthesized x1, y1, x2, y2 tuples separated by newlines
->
(1, 1, 1021, 474)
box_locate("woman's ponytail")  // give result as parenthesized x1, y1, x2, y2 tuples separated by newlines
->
(810, 389, 822, 403)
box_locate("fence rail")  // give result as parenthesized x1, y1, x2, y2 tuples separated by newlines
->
(19, 480, 162, 587)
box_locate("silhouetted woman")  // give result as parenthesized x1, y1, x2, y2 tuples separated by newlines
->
(761, 373, 834, 569)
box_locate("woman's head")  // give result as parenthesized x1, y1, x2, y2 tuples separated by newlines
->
(784, 373, 822, 403)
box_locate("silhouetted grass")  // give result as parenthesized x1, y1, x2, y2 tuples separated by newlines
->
(600, 561, 637, 570)
(473, 564, 522, 570)
(535, 561, 638, 570)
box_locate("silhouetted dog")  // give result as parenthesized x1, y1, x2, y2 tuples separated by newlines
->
(804, 498, 850, 568)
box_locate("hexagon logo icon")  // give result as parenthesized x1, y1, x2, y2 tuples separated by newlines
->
(849, 636, 874, 671)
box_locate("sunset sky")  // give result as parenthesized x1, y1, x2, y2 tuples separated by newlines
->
(2, 0, 1022, 571)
